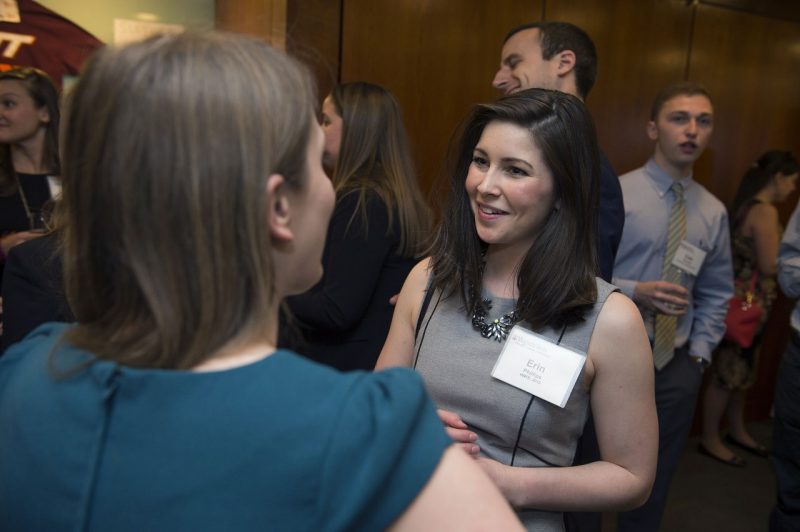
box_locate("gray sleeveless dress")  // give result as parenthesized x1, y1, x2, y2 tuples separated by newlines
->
(414, 278, 617, 532)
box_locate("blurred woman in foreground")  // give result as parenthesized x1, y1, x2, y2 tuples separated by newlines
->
(0, 32, 520, 531)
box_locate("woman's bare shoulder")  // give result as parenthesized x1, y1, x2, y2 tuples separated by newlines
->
(746, 201, 779, 225)
(590, 292, 650, 366)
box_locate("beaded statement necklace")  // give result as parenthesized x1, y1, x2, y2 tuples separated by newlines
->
(471, 297, 519, 342)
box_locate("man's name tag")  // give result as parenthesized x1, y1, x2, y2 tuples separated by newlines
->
(491, 326, 586, 408)
(671, 240, 707, 277)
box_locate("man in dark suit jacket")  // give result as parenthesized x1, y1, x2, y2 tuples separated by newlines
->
(492, 21, 625, 532)
(1, 233, 71, 354)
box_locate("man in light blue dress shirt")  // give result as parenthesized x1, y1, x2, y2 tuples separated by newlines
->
(613, 82, 733, 532)
(772, 201, 800, 532)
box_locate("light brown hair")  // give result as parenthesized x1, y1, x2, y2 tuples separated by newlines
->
(329, 82, 430, 257)
(650, 81, 712, 121)
(61, 32, 315, 369)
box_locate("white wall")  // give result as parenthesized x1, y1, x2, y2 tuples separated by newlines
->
(37, 0, 214, 43)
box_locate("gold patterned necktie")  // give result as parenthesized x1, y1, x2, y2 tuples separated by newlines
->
(652, 181, 686, 370)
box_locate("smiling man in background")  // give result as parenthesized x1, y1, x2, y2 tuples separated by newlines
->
(493, 21, 623, 283)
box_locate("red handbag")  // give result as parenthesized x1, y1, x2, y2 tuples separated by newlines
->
(723, 271, 763, 348)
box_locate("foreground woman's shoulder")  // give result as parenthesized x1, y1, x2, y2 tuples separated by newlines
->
(331, 365, 443, 425)
(312, 367, 452, 530)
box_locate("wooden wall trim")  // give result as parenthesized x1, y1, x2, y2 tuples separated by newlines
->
(215, 0, 287, 49)
(699, 0, 800, 23)
(286, 0, 342, 104)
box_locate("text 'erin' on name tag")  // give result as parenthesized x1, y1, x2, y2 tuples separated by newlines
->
(671, 240, 707, 277)
(491, 325, 586, 408)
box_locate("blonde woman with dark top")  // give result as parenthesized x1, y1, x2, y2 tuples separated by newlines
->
(0, 32, 521, 531)
(283, 81, 431, 371)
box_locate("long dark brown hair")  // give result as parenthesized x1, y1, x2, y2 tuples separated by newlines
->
(329, 82, 430, 257)
(0, 67, 60, 195)
(429, 88, 599, 329)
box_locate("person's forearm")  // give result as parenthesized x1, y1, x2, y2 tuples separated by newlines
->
(689, 285, 733, 360)
(488, 460, 651, 512)
(688, 316, 724, 362)
(778, 256, 800, 297)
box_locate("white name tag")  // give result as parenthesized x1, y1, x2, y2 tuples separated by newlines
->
(671, 240, 707, 277)
(491, 326, 586, 408)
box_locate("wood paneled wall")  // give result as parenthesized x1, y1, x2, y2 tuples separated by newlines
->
(216, 0, 287, 48)
(339, 0, 541, 202)
(218, 0, 800, 420)
(690, 5, 800, 207)
(548, 0, 695, 175)
(286, 0, 341, 102)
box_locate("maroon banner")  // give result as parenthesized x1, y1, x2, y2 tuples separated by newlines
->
(0, 0, 102, 88)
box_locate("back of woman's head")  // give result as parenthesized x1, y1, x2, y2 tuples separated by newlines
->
(331, 81, 429, 256)
(61, 32, 315, 369)
(0, 67, 60, 192)
(732, 150, 799, 218)
(432, 88, 599, 329)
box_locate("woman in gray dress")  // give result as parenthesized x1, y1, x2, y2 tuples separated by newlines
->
(378, 89, 657, 531)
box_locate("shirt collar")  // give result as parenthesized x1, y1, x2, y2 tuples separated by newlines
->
(645, 158, 694, 199)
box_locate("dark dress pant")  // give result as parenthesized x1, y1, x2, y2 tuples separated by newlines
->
(769, 333, 800, 531)
(617, 346, 702, 532)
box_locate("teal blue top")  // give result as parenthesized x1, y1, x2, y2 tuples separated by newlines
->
(0, 323, 450, 531)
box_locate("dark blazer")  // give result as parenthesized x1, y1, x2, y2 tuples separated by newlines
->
(1, 233, 72, 354)
(281, 191, 415, 372)
(598, 152, 624, 282)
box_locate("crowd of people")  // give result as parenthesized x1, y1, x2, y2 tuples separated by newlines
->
(0, 18, 796, 532)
